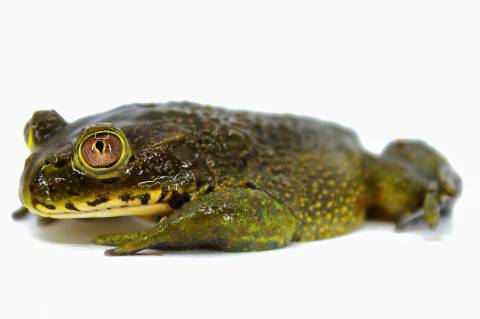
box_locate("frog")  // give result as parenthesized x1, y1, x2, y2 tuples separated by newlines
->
(16, 101, 462, 255)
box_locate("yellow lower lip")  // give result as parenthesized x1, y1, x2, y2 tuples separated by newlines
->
(28, 202, 174, 219)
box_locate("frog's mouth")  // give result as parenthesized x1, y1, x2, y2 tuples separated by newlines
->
(22, 187, 191, 219)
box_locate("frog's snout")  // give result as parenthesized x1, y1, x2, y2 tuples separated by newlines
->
(19, 154, 38, 212)
(18, 151, 73, 216)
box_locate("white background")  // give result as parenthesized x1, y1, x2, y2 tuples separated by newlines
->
(1, 1, 479, 318)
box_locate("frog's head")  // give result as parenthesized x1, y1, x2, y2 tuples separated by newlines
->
(19, 105, 211, 219)
(383, 140, 462, 201)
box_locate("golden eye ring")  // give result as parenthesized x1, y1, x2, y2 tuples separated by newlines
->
(73, 124, 131, 178)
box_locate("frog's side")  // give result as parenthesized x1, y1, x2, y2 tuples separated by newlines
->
(18, 102, 462, 255)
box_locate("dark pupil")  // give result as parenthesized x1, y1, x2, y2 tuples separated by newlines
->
(95, 141, 105, 153)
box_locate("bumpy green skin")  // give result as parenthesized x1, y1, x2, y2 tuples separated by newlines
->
(19, 102, 462, 255)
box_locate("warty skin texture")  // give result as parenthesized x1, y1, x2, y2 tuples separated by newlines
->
(17, 102, 462, 255)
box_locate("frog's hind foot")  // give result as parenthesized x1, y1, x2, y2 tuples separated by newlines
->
(376, 140, 462, 231)
(395, 192, 453, 231)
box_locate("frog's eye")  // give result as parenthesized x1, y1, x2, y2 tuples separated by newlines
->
(80, 133, 123, 168)
(74, 124, 131, 178)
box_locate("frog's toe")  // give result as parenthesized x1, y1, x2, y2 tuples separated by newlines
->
(395, 192, 441, 231)
(12, 207, 29, 220)
(395, 210, 425, 231)
(423, 192, 440, 229)
(93, 229, 153, 247)
(104, 247, 134, 256)
(93, 234, 121, 247)
(93, 233, 133, 247)
(104, 240, 153, 256)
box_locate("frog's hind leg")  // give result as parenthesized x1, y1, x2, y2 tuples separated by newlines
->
(94, 186, 296, 256)
(372, 139, 462, 230)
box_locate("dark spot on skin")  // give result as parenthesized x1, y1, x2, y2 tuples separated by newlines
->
(39, 202, 56, 210)
(87, 195, 109, 207)
(140, 193, 150, 205)
(120, 193, 133, 202)
(157, 190, 171, 203)
(168, 192, 190, 209)
(32, 198, 56, 210)
(157, 192, 165, 203)
(245, 181, 258, 189)
(65, 203, 79, 211)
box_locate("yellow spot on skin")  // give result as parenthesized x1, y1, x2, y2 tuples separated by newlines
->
(26, 125, 35, 150)
(309, 202, 323, 211)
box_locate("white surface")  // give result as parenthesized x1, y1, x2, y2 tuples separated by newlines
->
(1, 1, 479, 318)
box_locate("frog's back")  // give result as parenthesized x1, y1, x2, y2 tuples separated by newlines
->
(121, 102, 367, 242)
(104, 101, 363, 153)
(78, 102, 368, 240)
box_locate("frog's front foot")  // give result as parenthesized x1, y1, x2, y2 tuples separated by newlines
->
(94, 186, 296, 256)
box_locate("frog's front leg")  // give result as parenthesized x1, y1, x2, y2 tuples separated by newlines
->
(94, 186, 296, 256)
